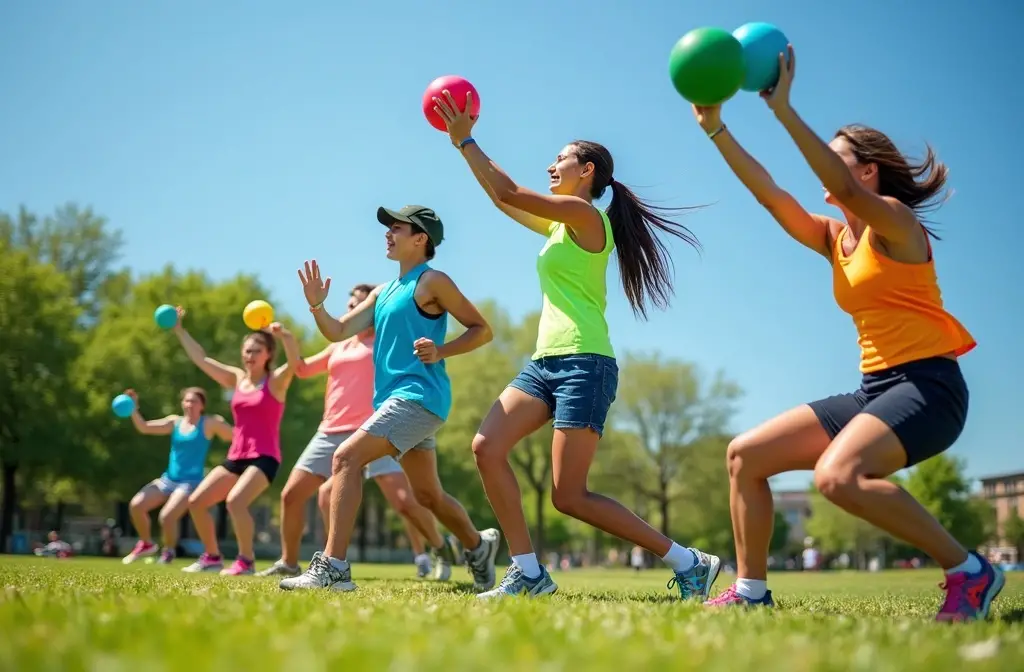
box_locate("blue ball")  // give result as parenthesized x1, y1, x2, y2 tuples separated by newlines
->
(154, 304, 177, 330)
(733, 22, 790, 93)
(111, 394, 135, 418)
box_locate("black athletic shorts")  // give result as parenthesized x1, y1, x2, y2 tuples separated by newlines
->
(808, 356, 968, 468)
(222, 455, 280, 483)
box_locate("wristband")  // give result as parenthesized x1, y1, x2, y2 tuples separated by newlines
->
(309, 302, 324, 313)
(708, 124, 726, 140)
(458, 137, 476, 150)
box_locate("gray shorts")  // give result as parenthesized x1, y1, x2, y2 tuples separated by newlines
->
(153, 475, 201, 496)
(294, 430, 414, 480)
(361, 397, 442, 456)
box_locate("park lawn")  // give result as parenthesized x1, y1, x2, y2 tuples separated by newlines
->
(0, 556, 1021, 671)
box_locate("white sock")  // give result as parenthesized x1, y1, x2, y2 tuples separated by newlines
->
(735, 578, 767, 600)
(327, 556, 349, 571)
(946, 553, 981, 576)
(512, 553, 541, 579)
(661, 543, 697, 573)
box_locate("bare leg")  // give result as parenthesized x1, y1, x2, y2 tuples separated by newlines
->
(279, 469, 324, 566)
(128, 484, 168, 543)
(401, 448, 482, 551)
(471, 388, 552, 555)
(225, 467, 270, 559)
(187, 467, 237, 556)
(317, 480, 332, 539)
(814, 414, 967, 569)
(325, 431, 394, 560)
(157, 489, 191, 548)
(726, 405, 831, 579)
(375, 472, 444, 549)
(550, 428, 672, 555)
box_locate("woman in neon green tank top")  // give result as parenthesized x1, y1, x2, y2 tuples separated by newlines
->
(432, 91, 719, 602)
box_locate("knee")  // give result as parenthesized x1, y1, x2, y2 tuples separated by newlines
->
(280, 484, 303, 510)
(550, 487, 584, 517)
(225, 493, 248, 517)
(727, 433, 765, 480)
(157, 508, 179, 528)
(129, 495, 146, 512)
(471, 432, 505, 467)
(813, 466, 860, 505)
(331, 447, 361, 477)
(187, 494, 204, 511)
(412, 486, 440, 510)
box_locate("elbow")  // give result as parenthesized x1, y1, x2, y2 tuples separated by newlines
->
(478, 323, 493, 345)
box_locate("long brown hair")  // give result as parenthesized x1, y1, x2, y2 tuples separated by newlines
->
(245, 331, 276, 373)
(571, 140, 703, 320)
(835, 125, 950, 239)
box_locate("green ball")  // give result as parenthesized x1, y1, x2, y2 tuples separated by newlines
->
(669, 27, 746, 106)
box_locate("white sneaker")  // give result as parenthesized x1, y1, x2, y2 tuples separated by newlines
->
(464, 528, 501, 592)
(279, 551, 356, 592)
(478, 565, 558, 600)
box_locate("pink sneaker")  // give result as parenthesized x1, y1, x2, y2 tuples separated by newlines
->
(220, 556, 256, 576)
(704, 583, 775, 608)
(936, 552, 1005, 622)
(122, 540, 158, 565)
(181, 552, 223, 573)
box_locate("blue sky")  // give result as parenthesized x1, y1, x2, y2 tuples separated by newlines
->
(3, 1, 1021, 491)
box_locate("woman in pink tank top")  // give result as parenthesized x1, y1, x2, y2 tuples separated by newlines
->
(169, 306, 298, 576)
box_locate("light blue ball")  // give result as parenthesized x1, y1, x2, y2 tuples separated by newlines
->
(733, 22, 790, 93)
(154, 304, 177, 330)
(111, 393, 135, 418)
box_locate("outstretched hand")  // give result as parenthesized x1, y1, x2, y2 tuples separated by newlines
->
(298, 260, 331, 307)
(760, 44, 795, 112)
(267, 322, 289, 338)
(692, 104, 723, 133)
(172, 306, 186, 331)
(432, 89, 478, 146)
(124, 388, 138, 403)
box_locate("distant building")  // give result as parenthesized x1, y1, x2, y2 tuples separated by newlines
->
(979, 470, 1024, 563)
(772, 489, 812, 547)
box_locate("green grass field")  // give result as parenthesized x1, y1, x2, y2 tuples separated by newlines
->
(1, 556, 1021, 671)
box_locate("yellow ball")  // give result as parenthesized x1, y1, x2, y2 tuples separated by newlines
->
(242, 300, 274, 330)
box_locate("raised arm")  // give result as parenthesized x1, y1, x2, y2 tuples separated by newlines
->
(298, 260, 380, 343)
(463, 148, 555, 236)
(205, 414, 235, 443)
(765, 46, 920, 245)
(170, 307, 242, 389)
(420, 271, 492, 361)
(266, 323, 297, 398)
(432, 91, 602, 242)
(695, 104, 835, 259)
(124, 390, 177, 436)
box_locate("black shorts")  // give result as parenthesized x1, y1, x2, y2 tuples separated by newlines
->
(222, 455, 280, 483)
(808, 356, 968, 468)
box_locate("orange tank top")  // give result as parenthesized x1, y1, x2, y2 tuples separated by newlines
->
(832, 226, 975, 373)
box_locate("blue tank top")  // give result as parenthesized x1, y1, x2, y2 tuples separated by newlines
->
(165, 416, 211, 483)
(372, 263, 452, 420)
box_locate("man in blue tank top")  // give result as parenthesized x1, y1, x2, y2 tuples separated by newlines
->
(283, 205, 502, 594)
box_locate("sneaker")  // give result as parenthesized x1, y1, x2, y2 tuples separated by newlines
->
(704, 583, 775, 608)
(464, 528, 501, 592)
(666, 548, 721, 601)
(221, 556, 256, 576)
(181, 553, 224, 573)
(256, 559, 302, 578)
(432, 535, 460, 582)
(477, 564, 558, 600)
(155, 548, 176, 565)
(279, 551, 356, 592)
(122, 540, 158, 565)
(936, 551, 1005, 622)
(414, 553, 433, 579)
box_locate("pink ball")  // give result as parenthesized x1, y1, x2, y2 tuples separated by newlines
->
(422, 75, 480, 132)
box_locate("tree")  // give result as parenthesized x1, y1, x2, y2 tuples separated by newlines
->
(0, 241, 82, 551)
(1003, 510, 1024, 561)
(0, 204, 124, 321)
(613, 352, 741, 538)
(904, 455, 992, 550)
(804, 488, 887, 566)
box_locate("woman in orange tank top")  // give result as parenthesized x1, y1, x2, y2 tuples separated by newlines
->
(692, 45, 1002, 621)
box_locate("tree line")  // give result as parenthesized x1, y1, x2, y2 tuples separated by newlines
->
(0, 204, 997, 564)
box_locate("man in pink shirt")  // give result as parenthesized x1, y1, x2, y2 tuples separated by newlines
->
(259, 284, 459, 580)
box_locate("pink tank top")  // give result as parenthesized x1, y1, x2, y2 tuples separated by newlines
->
(227, 377, 284, 462)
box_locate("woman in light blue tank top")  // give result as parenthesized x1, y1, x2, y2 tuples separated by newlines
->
(281, 204, 503, 595)
(122, 387, 233, 566)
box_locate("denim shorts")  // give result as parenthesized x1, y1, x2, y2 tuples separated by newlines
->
(508, 354, 618, 436)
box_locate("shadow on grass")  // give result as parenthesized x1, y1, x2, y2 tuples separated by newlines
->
(998, 608, 1024, 624)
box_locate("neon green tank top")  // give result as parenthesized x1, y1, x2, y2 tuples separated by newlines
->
(533, 208, 615, 360)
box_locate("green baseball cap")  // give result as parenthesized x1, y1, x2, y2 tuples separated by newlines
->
(377, 205, 444, 247)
